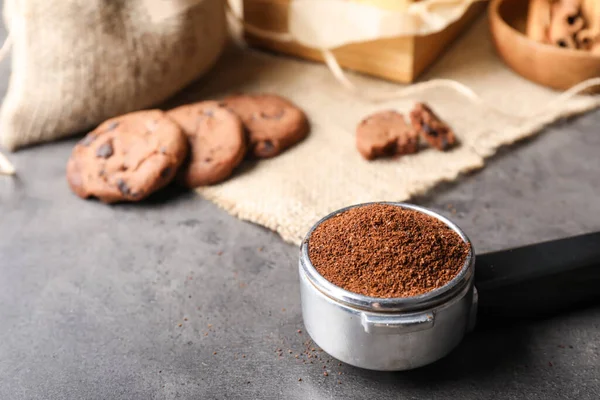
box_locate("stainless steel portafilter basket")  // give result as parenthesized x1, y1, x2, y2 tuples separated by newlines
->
(299, 202, 600, 371)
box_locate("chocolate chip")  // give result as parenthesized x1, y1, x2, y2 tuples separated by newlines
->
(116, 179, 131, 195)
(567, 15, 577, 25)
(106, 122, 119, 131)
(79, 135, 96, 147)
(440, 137, 449, 150)
(422, 123, 438, 137)
(96, 142, 114, 158)
(382, 141, 398, 157)
(256, 140, 276, 157)
(557, 39, 568, 48)
(260, 109, 285, 120)
(160, 167, 171, 179)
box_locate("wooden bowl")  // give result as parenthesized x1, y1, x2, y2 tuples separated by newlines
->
(489, 0, 600, 91)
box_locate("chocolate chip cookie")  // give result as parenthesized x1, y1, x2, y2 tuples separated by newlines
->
(167, 101, 246, 187)
(355, 111, 418, 160)
(67, 110, 188, 203)
(222, 94, 309, 158)
(409, 103, 457, 151)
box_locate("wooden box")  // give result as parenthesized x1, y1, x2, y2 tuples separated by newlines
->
(242, 0, 486, 83)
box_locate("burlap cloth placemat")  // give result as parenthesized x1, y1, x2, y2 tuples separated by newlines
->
(187, 15, 599, 245)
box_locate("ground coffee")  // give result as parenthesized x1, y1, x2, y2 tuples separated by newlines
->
(308, 204, 470, 298)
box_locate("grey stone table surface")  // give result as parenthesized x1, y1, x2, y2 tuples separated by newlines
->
(2, 40, 600, 400)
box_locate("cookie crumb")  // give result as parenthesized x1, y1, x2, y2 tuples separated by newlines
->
(323, 372, 329, 377)
(298, 378, 302, 382)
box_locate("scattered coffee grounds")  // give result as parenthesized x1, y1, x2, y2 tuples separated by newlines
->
(308, 204, 470, 298)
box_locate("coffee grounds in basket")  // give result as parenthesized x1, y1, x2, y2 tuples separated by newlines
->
(308, 204, 470, 298)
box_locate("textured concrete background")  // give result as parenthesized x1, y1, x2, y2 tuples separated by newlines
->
(2, 15, 600, 400)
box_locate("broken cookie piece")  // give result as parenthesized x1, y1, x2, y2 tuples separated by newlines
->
(409, 103, 457, 151)
(355, 110, 418, 160)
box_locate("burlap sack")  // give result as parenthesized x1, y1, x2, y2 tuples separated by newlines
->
(0, 0, 226, 151)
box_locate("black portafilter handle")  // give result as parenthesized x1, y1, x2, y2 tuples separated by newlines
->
(474, 232, 600, 325)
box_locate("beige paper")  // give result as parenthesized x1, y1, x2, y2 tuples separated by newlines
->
(288, 0, 486, 48)
(191, 16, 599, 245)
(143, 0, 207, 23)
